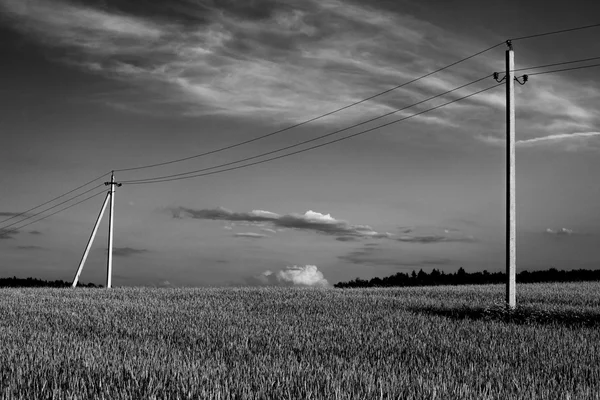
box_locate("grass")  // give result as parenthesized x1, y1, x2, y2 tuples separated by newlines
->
(1, 283, 599, 399)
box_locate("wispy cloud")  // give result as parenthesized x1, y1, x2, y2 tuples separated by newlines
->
(543, 228, 590, 237)
(478, 131, 600, 151)
(395, 226, 475, 244)
(111, 247, 150, 257)
(0, 212, 22, 217)
(171, 206, 391, 239)
(234, 232, 269, 239)
(16, 245, 43, 250)
(0, 0, 502, 125)
(335, 236, 359, 242)
(396, 235, 476, 244)
(0, 230, 18, 240)
(338, 244, 452, 267)
(3, 0, 597, 142)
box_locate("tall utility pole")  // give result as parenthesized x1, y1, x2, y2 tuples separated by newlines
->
(494, 40, 527, 309)
(106, 171, 120, 289)
(506, 42, 516, 309)
(71, 171, 121, 289)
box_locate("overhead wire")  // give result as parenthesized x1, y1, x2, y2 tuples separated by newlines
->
(513, 56, 600, 72)
(0, 183, 106, 231)
(2, 23, 599, 253)
(510, 22, 600, 41)
(0, 171, 111, 224)
(6, 23, 600, 228)
(121, 59, 600, 185)
(113, 22, 600, 175)
(122, 74, 495, 183)
(1, 190, 108, 236)
(122, 83, 504, 185)
(525, 62, 600, 76)
(114, 42, 506, 173)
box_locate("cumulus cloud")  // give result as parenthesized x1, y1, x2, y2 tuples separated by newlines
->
(234, 232, 268, 239)
(248, 265, 329, 287)
(171, 206, 390, 239)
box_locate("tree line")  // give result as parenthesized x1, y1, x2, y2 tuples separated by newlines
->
(0, 276, 101, 288)
(334, 268, 600, 288)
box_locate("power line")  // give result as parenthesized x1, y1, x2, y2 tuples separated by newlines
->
(0, 190, 107, 236)
(513, 56, 600, 72)
(122, 74, 494, 184)
(526, 62, 600, 76)
(0, 184, 106, 231)
(114, 22, 600, 175)
(511, 22, 600, 41)
(123, 83, 503, 185)
(114, 42, 505, 173)
(121, 58, 600, 185)
(0, 171, 110, 224)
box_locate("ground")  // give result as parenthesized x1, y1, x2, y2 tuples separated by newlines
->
(1, 283, 599, 399)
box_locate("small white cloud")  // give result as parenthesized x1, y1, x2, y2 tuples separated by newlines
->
(250, 265, 329, 287)
(261, 228, 277, 234)
(303, 210, 336, 222)
(545, 228, 574, 236)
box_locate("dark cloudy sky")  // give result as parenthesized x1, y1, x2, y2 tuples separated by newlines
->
(1, 0, 600, 287)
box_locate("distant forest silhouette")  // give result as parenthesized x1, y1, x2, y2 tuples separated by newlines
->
(334, 268, 600, 288)
(0, 277, 101, 288)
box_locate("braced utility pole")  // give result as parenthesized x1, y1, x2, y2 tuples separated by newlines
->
(71, 171, 121, 289)
(72, 192, 110, 288)
(494, 40, 528, 309)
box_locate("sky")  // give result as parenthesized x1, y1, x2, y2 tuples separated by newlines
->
(1, 0, 600, 287)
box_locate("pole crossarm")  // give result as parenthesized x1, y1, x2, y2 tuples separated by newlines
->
(104, 181, 122, 188)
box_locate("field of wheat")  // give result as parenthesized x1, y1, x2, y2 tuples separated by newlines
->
(1, 283, 599, 399)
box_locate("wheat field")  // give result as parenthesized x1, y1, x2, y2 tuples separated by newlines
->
(1, 283, 599, 399)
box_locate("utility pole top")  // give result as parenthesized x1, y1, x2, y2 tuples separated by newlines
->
(506, 40, 513, 50)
